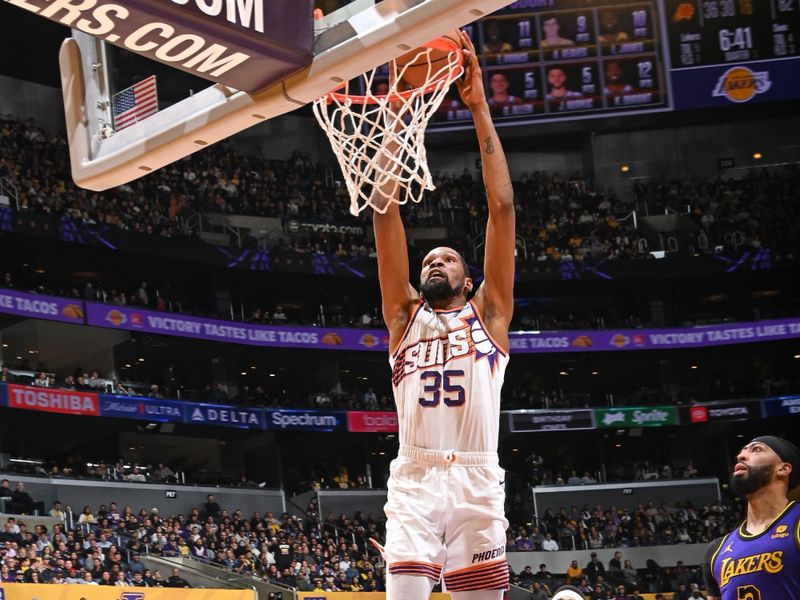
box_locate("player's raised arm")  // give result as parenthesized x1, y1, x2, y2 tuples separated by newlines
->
(456, 30, 515, 351)
(371, 105, 421, 351)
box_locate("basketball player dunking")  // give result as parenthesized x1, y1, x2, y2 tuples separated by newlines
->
(370, 31, 515, 600)
(703, 436, 800, 599)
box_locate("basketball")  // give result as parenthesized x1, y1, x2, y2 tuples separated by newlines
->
(395, 29, 463, 89)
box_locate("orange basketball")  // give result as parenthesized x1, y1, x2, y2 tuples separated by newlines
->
(395, 30, 463, 90)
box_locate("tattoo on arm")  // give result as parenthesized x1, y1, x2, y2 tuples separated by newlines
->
(483, 136, 495, 155)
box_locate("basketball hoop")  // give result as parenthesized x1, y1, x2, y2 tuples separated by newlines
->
(313, 37, 464, 216)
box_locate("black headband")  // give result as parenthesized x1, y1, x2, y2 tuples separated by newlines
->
(751, 436, 800, 489)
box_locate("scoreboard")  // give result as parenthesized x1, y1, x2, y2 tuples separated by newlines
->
(435, 0, 669, 126)
(666, 0, 799, 67)
(429, 0, 800, 129)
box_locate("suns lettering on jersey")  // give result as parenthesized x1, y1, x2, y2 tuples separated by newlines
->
(719, 551, 784, 587)
(392, 313, 500, 386)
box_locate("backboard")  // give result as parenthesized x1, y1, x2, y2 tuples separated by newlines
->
(8, 0, 518, 191)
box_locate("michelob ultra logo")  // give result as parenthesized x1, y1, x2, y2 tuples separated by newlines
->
(712, 66, 772, 103)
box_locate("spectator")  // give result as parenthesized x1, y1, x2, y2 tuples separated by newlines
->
(11, 482, 44, 515)
(32, 371, 50, 387)
(518, 565, 535, 588)
(566, 559, 583, 584)
(534, 564, 554, 591)
(608, 550, 623, 583)
(622, 559, 638, 589)
(0, 480, 11, 512)
(78, 506, 96, 524)
(586, 552, 606, 583)
(154, 463, 175, 482)
(126, 467, 146, 483)
(613, 584, 630, 599)
(0, 366, 15, 383)
(165, 567, 191, 588)
(128, 553, 146, 574)
(204, 495, 221, 520)
(531, 581, 549, 600)
(49, 501, 65, 520)
(542, 532, 559, 551)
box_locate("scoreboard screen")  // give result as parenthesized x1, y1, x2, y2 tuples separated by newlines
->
(666, 0, 799, 67)
(429, 0, 800, 129)
(433, 0, 669, 128)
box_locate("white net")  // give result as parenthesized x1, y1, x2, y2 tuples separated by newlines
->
(313, 45, 463, 216)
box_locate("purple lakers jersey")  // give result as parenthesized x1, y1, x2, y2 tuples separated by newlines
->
(709, 501, 800, 599)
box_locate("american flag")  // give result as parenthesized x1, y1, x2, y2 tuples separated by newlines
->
(112, 75, 158, 131)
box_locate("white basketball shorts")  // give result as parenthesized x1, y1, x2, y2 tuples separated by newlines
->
(379, 445, 509, 592)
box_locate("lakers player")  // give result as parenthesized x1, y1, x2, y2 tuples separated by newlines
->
(702, 436, 800, 599)
(371, 31, 515, 600)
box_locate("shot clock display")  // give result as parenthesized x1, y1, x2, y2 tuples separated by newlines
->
(428, 0, 800, 129)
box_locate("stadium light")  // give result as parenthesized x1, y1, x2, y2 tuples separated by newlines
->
(620, 164, 630, 173)
(753, 152, 763, 160)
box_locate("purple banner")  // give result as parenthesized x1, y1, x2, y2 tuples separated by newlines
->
(509, 318, 800, 353)
(85, 302, 800, 354)
(85, 302, 389, 351)
(0, 288, 85, 324)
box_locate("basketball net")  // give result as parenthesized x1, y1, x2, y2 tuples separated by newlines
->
(313, 44, 463, 216)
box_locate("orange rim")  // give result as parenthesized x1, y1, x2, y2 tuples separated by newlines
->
(320, 37, 463, 105)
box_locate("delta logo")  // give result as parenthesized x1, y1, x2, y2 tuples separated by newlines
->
(712, 67, 772, 103)
(610, 334, 629, 348)
(772, 524, 790, 539)
(672, 2, 694, 22)
(359, 333, 380, 348)
(632, 334, 646, 346)
(130, 313, 144, 327)
(106, 309, 127, 326)
(61, 304, 84, 320)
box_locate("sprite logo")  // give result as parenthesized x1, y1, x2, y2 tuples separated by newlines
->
(596, 407, 677, 428)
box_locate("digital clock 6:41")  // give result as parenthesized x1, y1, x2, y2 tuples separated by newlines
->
(718, 26, 753, 52)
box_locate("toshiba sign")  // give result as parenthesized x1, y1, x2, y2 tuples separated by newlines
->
(348, 411, 399, 433)
(8, 384, 99, 416)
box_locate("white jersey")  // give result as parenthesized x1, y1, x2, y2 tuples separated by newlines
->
(389, 300, 509, 453)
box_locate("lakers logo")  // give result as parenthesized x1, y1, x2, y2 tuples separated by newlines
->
(712, 67, 772, 103)
(106, 309, 127, 326)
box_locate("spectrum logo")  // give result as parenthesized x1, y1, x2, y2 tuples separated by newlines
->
(712, 66, 771, 103)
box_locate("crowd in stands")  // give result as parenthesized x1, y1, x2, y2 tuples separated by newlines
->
(506, 497, 735, 554)
(3, 116, 800, 269)
(515, 455, 702, 492)
(0, 472, 734, 596)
